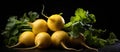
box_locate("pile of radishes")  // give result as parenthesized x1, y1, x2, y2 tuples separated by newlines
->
(8, 5, 98, 52)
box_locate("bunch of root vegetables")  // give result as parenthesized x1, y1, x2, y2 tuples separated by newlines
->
(6, 6, 98, 52)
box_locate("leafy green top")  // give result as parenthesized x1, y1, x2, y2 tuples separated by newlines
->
(64, 8, 118, 48)
(1, 11, 39, 46)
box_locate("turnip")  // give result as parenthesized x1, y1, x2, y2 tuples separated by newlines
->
(14, 32, 51, 50)
(51, 31, 81, 51)
(34, 32, 51, 48)
(47, 14, 65, 31)
(28, 19, 48, 35)
(41, 5, 65, 31)
(69, 33, 98, 52)
(7, 31, 35, 48)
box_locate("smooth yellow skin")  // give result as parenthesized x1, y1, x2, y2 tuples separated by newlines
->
(30, 19, 48, 35)
(19, 31, 35, 46)
(51, 31, 69, 47)
(47, 14, 65, 31)
(35, 32, 51, 48)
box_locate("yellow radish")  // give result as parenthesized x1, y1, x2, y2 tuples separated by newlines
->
(51, 31, 81, 51)
(28, 19, 48, 35)
(7, 31, 35, 48)
(41, 5, 65, 31)
(34, 32, 51, 48)
(47, 14, 65, 31)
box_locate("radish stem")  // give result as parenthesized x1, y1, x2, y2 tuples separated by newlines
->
(41, 4, 49, 18)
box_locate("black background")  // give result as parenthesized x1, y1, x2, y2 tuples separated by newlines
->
(0, 0, 119, 51)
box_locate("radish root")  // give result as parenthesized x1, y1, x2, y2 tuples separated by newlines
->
(13, 44, 39, 50)
(80, 41, 98, 52)
(61, 42, 82, 51)
(7, 42, 21, 48)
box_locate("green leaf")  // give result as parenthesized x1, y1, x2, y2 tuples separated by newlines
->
(88, 14, 96, 23)
(5, 16, 18, 30)
(28, 11, 39, 22)
(75, 8, 87, 19)
(69, 21, 85, 38)
(64, 22, 73, 28)
(64, 8, 96, 29)
(70, 16, 81, 22)
(109, 32, 117, 39)
(106, 32, 118, 45)
(11, 29, 19, 36)
(20, 13, 29, 22)
(8, 36, 18, 45)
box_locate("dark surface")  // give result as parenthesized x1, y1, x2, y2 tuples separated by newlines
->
(0, 41, 120, 52)
(0, 0, 120, 52)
